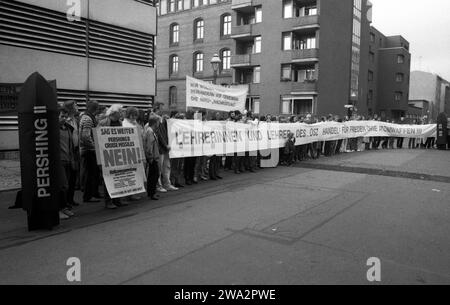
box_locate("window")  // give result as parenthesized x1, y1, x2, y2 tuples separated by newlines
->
(283, 0, 293, 19)
(370, 33, 375, 43)
(177, 0, 183, 10)
(367, 90, 373, 105)
(298, 37, 316, 50)
(281, 64, 292, 81)
(368, 70, 374, 81)
(168, 0, 175, 12)
(170, 23, 179, 45)
(221, 14, 232, 37)
(369, 52, 374, 63)
(253, 66, 261, 83)
(305, 5, 317, 16)
(396, 73, 404, 82)
(169, 86, 177, 107)
(253, 36, 262, 53)
(194, 52, 204, 72)
(281, 100, 291, 114)
(192, 0, 199, 7)
(295, 68, 315, 82)
(282, 32, 292, 50)
(221, 49, 231, 70)
(397, 54, 405, 64)
(194, 19, 204, 40)
(169, 55, 179, 75)
(255, 6, 262, 23)
(246, 97, 260, 114)
(395, 91, 403, 102)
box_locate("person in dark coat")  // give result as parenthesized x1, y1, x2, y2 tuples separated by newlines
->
(144, 115, 161, 200)
(79, 100, 101, 203)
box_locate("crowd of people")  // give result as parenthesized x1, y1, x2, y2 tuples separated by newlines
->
(57, 100, 437, 220)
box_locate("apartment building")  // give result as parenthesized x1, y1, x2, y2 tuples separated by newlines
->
(409, 71, 450, 121)
(0, 0, 157, 151)
(368, 28, 411, 120)
(156, 0, 410, 120)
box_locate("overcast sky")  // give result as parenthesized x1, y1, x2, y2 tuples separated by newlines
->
(371, 0, 450, 81)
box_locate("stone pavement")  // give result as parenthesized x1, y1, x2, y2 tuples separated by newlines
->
(0, 160, 21, 192)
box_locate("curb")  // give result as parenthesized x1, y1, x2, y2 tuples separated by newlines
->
(0, 187, 21, 194)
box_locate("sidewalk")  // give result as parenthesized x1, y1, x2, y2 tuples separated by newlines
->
(300, 148, 450, 179)
(0, 160, 21, 192)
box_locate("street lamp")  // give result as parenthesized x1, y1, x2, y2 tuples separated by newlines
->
(210, 53, 221, 85)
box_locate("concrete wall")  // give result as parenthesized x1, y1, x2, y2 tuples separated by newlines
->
(17, 0, 157, 34)
(0, 0, 157, 152)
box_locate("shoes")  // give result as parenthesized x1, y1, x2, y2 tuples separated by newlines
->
(62, 208, 75, 217)
(192, 179, 198, 184)
(185, 181, 193, 186)
(149, 194, 159, 201)
(200, 176, 209, 181)
(84, 198, 100, 203)
(105, 203, 118, 209)
(174, 183, 185, 188)
(59, 211, 70, 220)
(165, 185, 179, 191)
(114, 201, 128, 207)
(157, 187, 167, 193)
(216, 175, 223, 179)
(126, 195, 141, 201)
(70, 201, 80, 207)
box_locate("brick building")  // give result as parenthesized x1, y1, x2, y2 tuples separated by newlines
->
(156, 0, 411, 119)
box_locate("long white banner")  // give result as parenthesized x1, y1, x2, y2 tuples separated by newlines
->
(186, 76, 248, 112)
(168, 119, 436, 158)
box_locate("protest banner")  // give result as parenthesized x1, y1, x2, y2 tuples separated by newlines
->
(94, 126, 146, 199)
(168, 119, 437, 158)
(186, 76, 248, 112)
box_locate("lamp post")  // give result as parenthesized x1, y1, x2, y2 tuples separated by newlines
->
(210, 53, 221, 85)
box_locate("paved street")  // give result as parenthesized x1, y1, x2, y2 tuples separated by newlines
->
(0, 149, 449, 285)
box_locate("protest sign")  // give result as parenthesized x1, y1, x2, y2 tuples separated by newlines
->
(186, 76, 247, 112)
(94, 126, 146, 199)
(168, 119, 437, 158)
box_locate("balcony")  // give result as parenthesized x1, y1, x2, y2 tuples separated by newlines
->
(249, 83, 261, 95)
(231, 0, 263, 10)
(231, 54, 251, 67)
(231, 24, 252, 39)
(291, 48, 319, 62)
(291, 80, 318, 93)
(291, 15, 319, 31)
(232, 0, 252, 9)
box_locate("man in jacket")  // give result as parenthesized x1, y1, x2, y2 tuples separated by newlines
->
(79, 100, 101, 203)
(155, 112, 178, 192)
(144, 115, 161, 200)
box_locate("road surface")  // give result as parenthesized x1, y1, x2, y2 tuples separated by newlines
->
(0, 149, 449, 285)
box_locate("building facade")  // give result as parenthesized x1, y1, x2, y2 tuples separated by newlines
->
(0, 0, 157, 151)
(156, 0, 410, 120)
(409, 71, 450, 121)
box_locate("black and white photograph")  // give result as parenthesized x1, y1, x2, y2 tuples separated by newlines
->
(0, 0, 449, 292)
